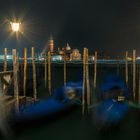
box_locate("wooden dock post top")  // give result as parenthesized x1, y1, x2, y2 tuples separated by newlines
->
(4, 48, 7, 72)
(24, 48, 27, 59)
(83, 48, 88, 63)
(32, 47, 35, 59)
(12, 49, 17, 62)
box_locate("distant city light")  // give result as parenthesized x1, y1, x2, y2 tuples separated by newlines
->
(7, 55, 12, 59)
(136, 57, 140, 60)
(59, 56, 63, 61)
(51, 55, 63, 61)
(10, 22, 21, 32)
(127, 57, 132, 60)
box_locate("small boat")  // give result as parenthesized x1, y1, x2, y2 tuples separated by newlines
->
(15, 81, 82, 122)
(0, 81, 83, 138)
(93, 74, 129, 125)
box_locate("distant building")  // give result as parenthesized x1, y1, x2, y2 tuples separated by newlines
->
(42, 40, 82, 61)
(49, 36, 54, 54)
(57, 43, 72, 60)
(58, 48, 64, 56)
(65, 43, 72, 60)
(65, 43, 71, 51)
(70, 49, 81, 61)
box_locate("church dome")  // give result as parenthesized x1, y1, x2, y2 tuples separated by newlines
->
(66, 43, 71, 51)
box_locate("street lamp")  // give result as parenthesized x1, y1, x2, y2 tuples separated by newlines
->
(10, 22, 21, 32)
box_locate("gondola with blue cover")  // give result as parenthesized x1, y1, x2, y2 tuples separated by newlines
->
(93, 74, 129, 125)
(15, 81, 83, 121)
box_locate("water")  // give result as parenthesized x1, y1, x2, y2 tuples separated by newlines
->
(0, 62, 140, 140)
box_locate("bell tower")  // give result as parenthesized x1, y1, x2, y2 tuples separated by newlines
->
(49, 36, 54, 53)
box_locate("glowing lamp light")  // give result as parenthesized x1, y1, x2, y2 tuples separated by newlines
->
(10, 22, 20, 32)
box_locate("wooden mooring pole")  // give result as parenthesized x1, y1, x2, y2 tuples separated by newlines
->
(48, 51, 51, 95)
(82, 48, 86, 115)
(64, 52, 66, 86)
(12, 49, 19, 112)
(82, 48, 90, 115)
(86, 49, 90, 111)
(23, 48, 27, 97)
(44, 52, 47, 88)
(32, 47, 37, 100)
(94, 51, 97, 89)
(4, 48, 7, 72)
(125, 51, 128, 86)
(3, 48, 8, 94)
(133, 49, 136, 101)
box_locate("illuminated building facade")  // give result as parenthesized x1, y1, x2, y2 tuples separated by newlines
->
(58, 43, 72, 60)
(65, 43, 72, 60)
(49, 36, 54, 54)
(43, 38, 82, 61)
(70, 49, 81, 61)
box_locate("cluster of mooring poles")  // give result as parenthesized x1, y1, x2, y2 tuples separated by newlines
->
(0, 48, 140, 114)
(124, 50, 136, 101)
(0, 48, 38, 113)
(82, 48, 97, 115)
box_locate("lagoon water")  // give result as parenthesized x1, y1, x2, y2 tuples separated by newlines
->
(0, 63, 140, 140)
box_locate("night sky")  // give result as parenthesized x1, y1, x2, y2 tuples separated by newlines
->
(0, 0, 140, 55)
